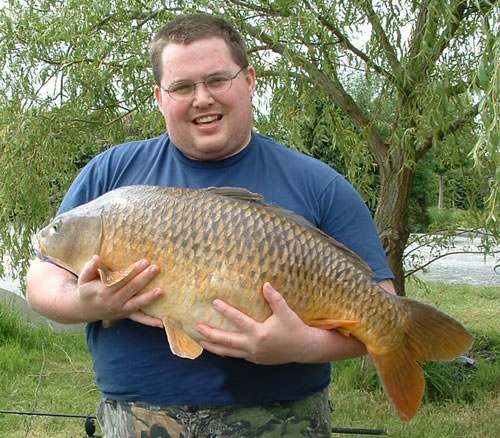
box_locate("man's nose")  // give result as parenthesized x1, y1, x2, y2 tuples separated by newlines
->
(192, 82, 214, 105)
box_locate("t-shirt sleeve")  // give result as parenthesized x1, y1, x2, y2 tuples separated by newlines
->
(58, 157, 106, 214)
(318, 174, 394, 282)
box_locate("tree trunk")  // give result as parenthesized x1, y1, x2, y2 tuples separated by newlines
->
(375, 159, 414, 296)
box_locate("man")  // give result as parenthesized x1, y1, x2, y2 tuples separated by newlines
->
(27, 13, 395, 437)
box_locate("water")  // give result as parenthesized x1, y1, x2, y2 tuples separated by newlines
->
(405, 234, 499, 286)
(0, 253, 22, 295)
(0, 254, 84, 332)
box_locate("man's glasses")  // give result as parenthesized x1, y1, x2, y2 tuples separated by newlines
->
(160, 66, 248, 101)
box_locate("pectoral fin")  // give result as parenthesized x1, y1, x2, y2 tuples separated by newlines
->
(98, 263, 137, 288)
(163, 319, 203, 359)
(308, 318, 360, 335)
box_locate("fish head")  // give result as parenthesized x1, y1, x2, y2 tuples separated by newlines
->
(37, 210, 102, 275)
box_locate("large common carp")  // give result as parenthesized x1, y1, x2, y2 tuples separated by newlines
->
(37, 185, 473, 421)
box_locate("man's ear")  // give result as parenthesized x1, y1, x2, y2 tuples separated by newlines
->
(246, 65, 257, 97)
(154, 85, 164, 113)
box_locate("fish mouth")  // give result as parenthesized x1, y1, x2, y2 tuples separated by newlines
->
(36, 233, 46, 257)
(39, 252, 77, 276)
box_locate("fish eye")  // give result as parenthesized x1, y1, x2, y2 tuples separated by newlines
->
(51, 219, 62, 233)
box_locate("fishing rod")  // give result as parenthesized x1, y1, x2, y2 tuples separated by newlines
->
(332, 426, 388, 435)
(0, 409, 100, 437)
(1, 409, 388, 436)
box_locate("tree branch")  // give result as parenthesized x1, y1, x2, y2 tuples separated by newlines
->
(248, 45, 274, 55)
(238, 20, 390, 164)
(416, 102, 480, 159)
(302, 0, 396, 84)
(405, 248, 499, 277)
(133, 11, 163, 29)
(406, 0, 431, 66)
(361, 0, 402, 75)
(444, 78, 474, 98)
(227, 0, 283, 17)
(406, 1, 469, 89)
(424, 1, 469, 76)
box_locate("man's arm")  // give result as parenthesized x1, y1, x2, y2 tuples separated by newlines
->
(197, 280, 396, 365)
(26, 256, 164, 327)
(377, 279, 397, 295)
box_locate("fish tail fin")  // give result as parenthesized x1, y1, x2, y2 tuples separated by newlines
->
(371, 349, 424, 421)
(403, 298, 474, 362)
(371, 299, 473, 421)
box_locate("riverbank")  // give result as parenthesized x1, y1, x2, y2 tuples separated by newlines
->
(0, 288, 84, 333)
(2, 282, 499, 437)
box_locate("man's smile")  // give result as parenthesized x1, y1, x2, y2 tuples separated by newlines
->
(193, 114, 223, 125)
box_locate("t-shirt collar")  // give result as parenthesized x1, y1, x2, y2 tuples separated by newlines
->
(170, 132, 256, 169)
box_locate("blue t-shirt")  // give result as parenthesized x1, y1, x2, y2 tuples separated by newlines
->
(59, 132, 393, 407)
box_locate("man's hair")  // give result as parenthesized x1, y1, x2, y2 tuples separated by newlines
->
(150, 14, 249, 85)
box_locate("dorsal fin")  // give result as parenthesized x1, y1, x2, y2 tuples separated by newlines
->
(204, 186, 374, 276)
(204, 187, 264, 203)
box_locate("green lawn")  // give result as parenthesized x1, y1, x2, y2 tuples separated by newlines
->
(331, 281, 500, 438)
(0, 281, 498, 437)
(0, 300, 99, 437)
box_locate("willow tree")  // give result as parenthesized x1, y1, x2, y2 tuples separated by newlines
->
(0, 1, 498, 294)
(213, 0, 499, 294)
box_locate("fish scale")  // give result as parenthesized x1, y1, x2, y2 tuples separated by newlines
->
(37, 184, 473, 421)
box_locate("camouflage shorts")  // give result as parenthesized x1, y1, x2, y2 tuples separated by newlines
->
(97, 388, 332, 437)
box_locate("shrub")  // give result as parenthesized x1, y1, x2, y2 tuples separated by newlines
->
(427, 207, 467, 229)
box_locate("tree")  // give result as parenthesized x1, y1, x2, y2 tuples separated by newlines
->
(0, 0, 498, 294)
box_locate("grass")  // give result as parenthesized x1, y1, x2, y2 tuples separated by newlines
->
(0, 282, 499, 437)
(331, 281, 500, 437)
(0, 299, 99, 437)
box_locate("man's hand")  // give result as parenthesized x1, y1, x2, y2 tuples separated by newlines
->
(27, 255, 164, 328)
(76, 255, 164, 327)
(197, 282, 367, 365)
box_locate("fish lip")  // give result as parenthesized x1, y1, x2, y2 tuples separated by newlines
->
(36, 231, 46, 256)
(38, 240, 45, 256)
(41, 254, 77, 276)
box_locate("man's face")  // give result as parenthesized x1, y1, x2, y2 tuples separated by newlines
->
(154, 37, 256, 161)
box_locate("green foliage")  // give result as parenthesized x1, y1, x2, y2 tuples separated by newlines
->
(427, 207, 467, 229)
(255, 82, 380, 209)
(2, 283, 499, 436)
(0, 1, 168, 283)
(423, 358, 478, 404)
(472, 19, 500, 227)
(334, 324, 499, 406)
(429, 327, 500, 403)
(0, 302, 37, 341)
(407, 152, 436, 232)
(332, 280, 500, 435)
(0, 301, 98, 436)
(0, 0, 498, 291)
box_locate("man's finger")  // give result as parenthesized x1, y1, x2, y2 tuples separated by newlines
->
(262, 282, 289, 315)
(78, 255, 101, 285)
(128, 310, 164, 328)
(122, 287, 163, 314)
(212, 299, 255, 329)
(197, 323, 245, 348)
(199, 340, 245, 359)
(114, 263, 160, 301)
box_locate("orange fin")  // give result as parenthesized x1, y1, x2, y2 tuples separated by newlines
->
(371, 350, 425, 421)
(308, 319, 360, 333)
(98, 263, 136, 288)
(368, 298, 473, 421)
(163, 319, 203, 360)
(402, 298, 474, 361)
